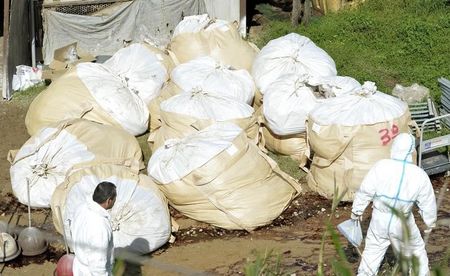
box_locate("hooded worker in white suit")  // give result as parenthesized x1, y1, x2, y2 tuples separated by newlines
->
(351, 133, 437, 276)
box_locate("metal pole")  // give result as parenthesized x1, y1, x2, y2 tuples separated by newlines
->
(56, 206, 70, 254)
(30, 0, 36, 67)
(26, 178, 32, 228)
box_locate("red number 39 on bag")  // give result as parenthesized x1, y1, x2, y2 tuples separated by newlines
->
(378, 124, 399, 146)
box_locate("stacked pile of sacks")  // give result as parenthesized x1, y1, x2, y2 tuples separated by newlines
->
(251, 33, 413, 201)
(9, 13, 306, 257)
(11, 43, 175, 255)
(146, 15, 302, 230)
(9, 13, 414, 257)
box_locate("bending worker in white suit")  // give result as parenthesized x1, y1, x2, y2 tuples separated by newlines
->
(351, 133, 437, 275)
(72, 181, 117, 276)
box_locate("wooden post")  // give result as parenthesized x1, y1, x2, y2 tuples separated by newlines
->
(3, 0, 10, 99)
(291, 0, 301, 27)
(302, 0, 312, 26)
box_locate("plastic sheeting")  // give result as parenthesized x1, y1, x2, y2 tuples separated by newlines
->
(51, 164, 171, 254)
(147, 123, 301, 230)
(42, 0, 206, 65)
(9, 119, 143, 208)
(252, 33, 337, 93)
(103, 44, 168, 104)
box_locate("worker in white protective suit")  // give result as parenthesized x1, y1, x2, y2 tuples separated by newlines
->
(71, 181, 117, 276)
(351, 133, 437, 276)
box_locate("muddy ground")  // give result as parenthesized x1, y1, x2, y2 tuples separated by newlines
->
(0, 86, 449, 276)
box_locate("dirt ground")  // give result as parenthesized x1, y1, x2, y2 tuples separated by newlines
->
(0, 88, 449, 276)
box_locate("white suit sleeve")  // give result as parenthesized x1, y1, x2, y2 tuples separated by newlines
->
(352, 165, 378, 216)
(87, 223, 112, 276)
(415, 174, 437, 228)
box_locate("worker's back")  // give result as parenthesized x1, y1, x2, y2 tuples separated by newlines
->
(71, 200, 114, 276)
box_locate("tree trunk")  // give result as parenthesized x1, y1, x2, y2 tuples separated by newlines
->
(291, 0, 301, 27)
(302, 0, 312, 26)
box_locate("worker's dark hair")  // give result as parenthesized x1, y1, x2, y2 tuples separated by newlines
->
(92, 181, 117, 204)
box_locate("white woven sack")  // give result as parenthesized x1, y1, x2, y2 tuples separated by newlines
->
(52, 165, 171, 254)
(9, 120, 143, 208)
(263, 74, 319, 135)
(252, 33, 337, 93)
(104, 43, 168, 104)
(77, 63, 149, 135)
(170, 56, 255, 104)
(310, 76, 361, 98)
(309, 82, 407, 126)
(172, 14, 211, 37)
(160, 89, 254, 121)
(147, 122, 301, 230)
(149, 123, 242, 184)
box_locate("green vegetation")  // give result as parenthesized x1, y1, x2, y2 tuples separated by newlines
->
(244, 249, 285, 276)
(251, 0, 450, 103)
(10, 83, 46, 106)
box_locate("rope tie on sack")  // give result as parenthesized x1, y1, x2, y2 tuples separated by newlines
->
(189, 87, 208, 98)
(31, 163, 56, 178)
(354, 81, 377, 97)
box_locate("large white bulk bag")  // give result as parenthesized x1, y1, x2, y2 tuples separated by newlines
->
(172, 14, 211, 37)
(167, 56, 255, 104)
(263, 74, 318, 135)
(169, 14, 259, 72)
(148, 123, 301, 230)
(8, 119, 143, 208)
(149, 90, 259, 150)
(148, 56, 256, 131)
(310, 76, 361, 98)
(306, 82, 412, 201)
(26, 63, 149, 136)
(252, 33, 337, 93)
(51, 164, 171, 254)
(103, 43, 168, 104)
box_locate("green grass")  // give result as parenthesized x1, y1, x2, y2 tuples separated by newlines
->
(251, 0, 450, 104)
(136, 132, 151, 165)
(10, 83, 46, 106)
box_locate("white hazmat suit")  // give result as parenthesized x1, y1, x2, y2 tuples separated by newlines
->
(71, 200, 114, 276)
(351, 133, 437, 276)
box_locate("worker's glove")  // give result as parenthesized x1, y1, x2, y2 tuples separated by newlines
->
(350, 212, 362, 222)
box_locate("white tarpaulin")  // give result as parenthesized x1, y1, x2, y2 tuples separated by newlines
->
(43, 0, 206, 64)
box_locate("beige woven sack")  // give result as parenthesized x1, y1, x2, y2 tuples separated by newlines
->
(261, 125, 308, 166)
(169, 22, 258, 72)
(26, 68, 117, 136)
(51, 164, 171, 254)
(148, 81, 180, 131)
(25, 64, 149, 136)
(307, 111, 413, 201)
(9, 119, 143, 208)
(148, 109, 259, 151)
(152, 125, 302, 231)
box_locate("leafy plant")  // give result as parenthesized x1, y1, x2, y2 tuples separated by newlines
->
(244, 249, 285, 276)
